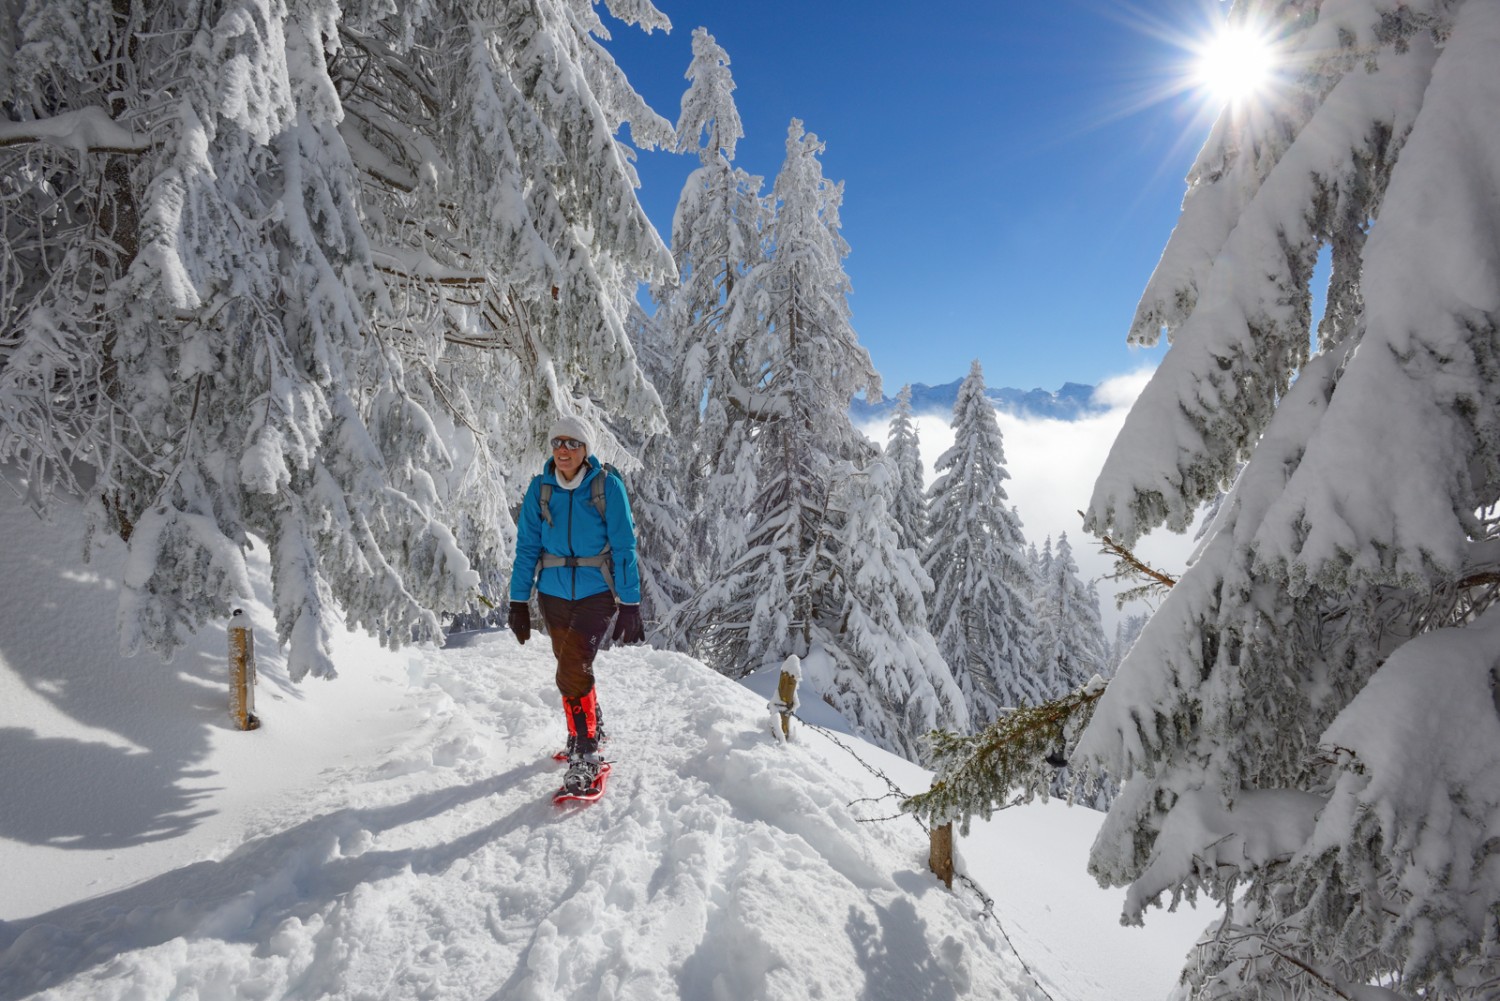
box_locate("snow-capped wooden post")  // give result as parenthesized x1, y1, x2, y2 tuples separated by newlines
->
(228, 609, 261, 731)
(769, 654, 801, 741)
(777, 666, 798, 738)
(929, 823, 955, 889)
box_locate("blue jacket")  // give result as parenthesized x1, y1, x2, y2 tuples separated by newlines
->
(508, 455, 641, 604)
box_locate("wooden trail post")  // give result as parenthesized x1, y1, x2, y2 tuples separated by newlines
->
(929, 823, 954, 889)
(776, 667, 798, 738)
(228, 608, 261, 731)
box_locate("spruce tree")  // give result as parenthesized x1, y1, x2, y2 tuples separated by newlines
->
(1079, 1, 1500, 995)
(617, 302, 689, 634)
(924, 361, 1038, 725)
(643, 27, 766, 646)
(1108, 611, 1149, 674)
(885, 384, 930, 552)
(1032, 533, 1108, 696)
(824, 456, 969, 760)
(678, 121, 882, 688)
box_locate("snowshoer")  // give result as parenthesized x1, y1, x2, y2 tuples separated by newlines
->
(508, 415, 645, 796)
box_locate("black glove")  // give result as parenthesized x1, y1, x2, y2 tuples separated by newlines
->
(611, 603, 644, 645)
(508, 601, 531, 645)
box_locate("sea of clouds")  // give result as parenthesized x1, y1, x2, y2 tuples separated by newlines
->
(857, 369, 1199, 634)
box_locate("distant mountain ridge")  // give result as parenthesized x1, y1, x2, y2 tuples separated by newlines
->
(851, 379, 1102, 423)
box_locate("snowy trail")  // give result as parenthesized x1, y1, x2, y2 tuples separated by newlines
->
(1, 632, 1050, 1001)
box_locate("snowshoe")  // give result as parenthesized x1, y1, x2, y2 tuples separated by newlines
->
(553, 759, 610, 804)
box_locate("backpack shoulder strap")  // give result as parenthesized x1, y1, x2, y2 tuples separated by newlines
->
(538, 479, 553, 527)
(590, 463, 617, 521)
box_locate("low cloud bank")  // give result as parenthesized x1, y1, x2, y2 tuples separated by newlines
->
(859, 368, 1198, 634)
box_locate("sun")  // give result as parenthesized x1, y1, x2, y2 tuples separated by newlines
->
(1192, 24, 1277, 105)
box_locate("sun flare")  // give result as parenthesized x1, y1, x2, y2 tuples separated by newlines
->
(1193, 24, 1277, 104)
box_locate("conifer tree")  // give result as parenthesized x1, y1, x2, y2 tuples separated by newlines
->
(679, 120, 880, 678)
(617, 303, 688, 634)
(643, 27, 766, 645)
(1029, 532, 1110, 803)
(822, 456, 969, 760)
(885, 385, 930, 552)
(1079, 1, 1500, 995)
(924, 361, 1037, 725)
(1030, 538, 1055, 643)
(1032, 533, 1108, 696)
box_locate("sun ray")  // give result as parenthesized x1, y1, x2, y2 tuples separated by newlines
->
(1035, 0, 1288, 159)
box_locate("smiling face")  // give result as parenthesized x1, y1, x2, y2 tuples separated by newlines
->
(552, 437, 586, 479)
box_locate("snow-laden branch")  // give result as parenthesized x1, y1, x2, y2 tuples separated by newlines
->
(903, 675, 1110, 834)
(370, 246, 486, 287)
(722, 373, 792, 422)
(0, 108, 149, 154)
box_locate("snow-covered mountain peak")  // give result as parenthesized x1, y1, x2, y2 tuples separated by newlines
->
(851, 380, 1104, 423)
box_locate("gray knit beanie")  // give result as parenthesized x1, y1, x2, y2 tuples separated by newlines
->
(547, 415, 591, 454)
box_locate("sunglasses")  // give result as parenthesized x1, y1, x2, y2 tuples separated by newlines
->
(550, 437, 585, 451)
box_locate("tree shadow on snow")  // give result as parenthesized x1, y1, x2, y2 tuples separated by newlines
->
(0, 506, 238, 851)
(0, 728, 217, 849)
(0, 759, 553, 1000)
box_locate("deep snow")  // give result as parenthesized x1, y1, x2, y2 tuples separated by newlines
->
(0, 493, 1207, 1000)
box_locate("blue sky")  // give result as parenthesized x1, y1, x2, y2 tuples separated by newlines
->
(605, 0, 1240, 395)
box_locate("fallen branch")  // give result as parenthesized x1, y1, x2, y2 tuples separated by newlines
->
(1081, 514, 1178, 591)
(903, 676, 1109, 834)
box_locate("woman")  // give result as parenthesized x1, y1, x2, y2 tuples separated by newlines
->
(508, 415, 644, 795)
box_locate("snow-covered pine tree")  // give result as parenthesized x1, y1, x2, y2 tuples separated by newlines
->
(640, 27, 766, 645)
(1030, 538, 1056, 668)
(1, 0, 674, 677)
(672, 26, 744, 163)
(885, 384, 930, 552)
(1079, 1, 1500, 996)
(822, 456, 969, 760)
(681, 120, 881, 678)
(1029, 532, 1111, 804)
(924, 361, 1038, 726)
(1031, 533, 1108, 696)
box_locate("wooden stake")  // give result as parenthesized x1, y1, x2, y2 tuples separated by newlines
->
(777, 669, 798, 738)
(929, 823, 954, 889)
(228, 609, 260, 731)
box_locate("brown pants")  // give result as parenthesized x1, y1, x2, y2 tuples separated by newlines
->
(538, 591, 616, 699)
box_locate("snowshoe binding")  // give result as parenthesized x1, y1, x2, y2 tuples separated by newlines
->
(552, 715, 608, 762)
(553, 754, 609, 804)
